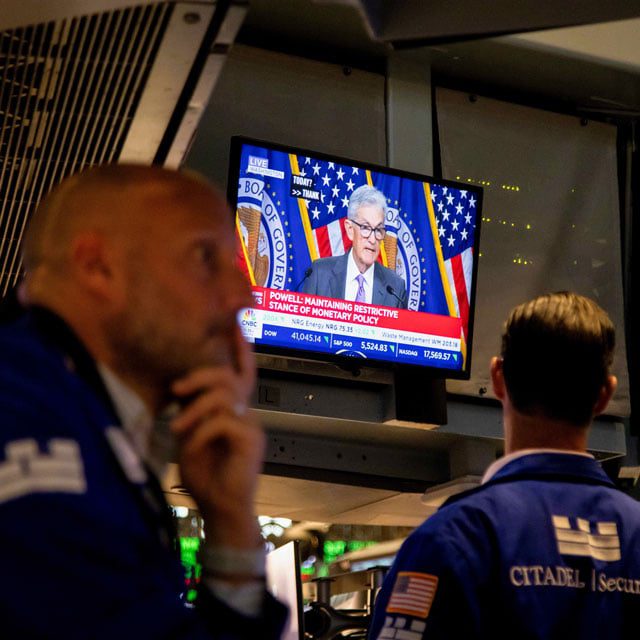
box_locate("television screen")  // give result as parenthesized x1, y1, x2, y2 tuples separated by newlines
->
(229, 137, 483, 378)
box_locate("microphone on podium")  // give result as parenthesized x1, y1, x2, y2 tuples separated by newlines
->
(386, 284, 405, 306)
(295, 267, 313, 292)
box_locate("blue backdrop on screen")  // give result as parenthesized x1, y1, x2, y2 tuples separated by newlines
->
(235, 144, 477, 317)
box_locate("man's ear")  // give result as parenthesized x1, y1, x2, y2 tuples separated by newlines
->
(593, 375, 618, 417)
(344, 219, 355, 242)
(490, 356, 506, 401)
(69, 232, 117, 300)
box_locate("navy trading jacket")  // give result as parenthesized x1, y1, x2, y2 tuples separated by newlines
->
(0, 305, 286, 639)
(369, 452, 640, 640)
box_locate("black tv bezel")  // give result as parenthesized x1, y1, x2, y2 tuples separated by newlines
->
(227, 135, 483, 380)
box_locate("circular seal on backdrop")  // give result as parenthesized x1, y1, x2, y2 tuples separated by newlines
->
(384, 204, 422, 311)
(394, 218, 422, 311)
(237, 177, 290, 290)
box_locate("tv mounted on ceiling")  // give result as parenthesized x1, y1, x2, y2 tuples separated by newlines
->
(228, 136, 483, 379)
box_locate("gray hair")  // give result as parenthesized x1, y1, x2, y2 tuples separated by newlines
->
(347, 184, 387, 221)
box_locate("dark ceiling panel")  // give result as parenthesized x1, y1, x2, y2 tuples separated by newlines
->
(358, 0, 640, 44)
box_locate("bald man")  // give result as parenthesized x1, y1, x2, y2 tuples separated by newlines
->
(0, 165, 286, 638)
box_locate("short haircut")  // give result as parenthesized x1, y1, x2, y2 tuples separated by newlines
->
(22, 164, 215, 272)
(501, 292, 615, 426)
(347, 185, 387, 221)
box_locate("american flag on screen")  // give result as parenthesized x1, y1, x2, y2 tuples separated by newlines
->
(292, 157, 479, 342)
(429, 184, 477, 341)
(386, 571, 439, 619)
(293, 155, 370, 260)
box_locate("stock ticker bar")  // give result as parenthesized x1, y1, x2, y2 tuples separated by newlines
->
(239, 288, 463, 369)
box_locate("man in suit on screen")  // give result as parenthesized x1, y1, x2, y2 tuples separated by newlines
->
(301, 185, 407, 309)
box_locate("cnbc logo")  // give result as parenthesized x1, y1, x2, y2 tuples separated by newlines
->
(241, 308, 257, 328)
(238, 308, 261, 340)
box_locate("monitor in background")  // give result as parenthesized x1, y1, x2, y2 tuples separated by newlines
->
(229, 137, 483, 378)
(266, 541, 304, 640)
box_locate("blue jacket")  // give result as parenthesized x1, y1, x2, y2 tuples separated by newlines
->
(369, 452, 640, 640)
(0, 306, 286, 639)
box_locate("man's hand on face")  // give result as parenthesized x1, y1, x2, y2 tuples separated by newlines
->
(170, 326, 263, 549)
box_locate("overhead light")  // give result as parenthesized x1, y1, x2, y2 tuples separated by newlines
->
(258, 516, 294, 538)
(258, 516, 292, 528)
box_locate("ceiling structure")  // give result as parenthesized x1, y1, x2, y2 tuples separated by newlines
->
(0, 1, 228, 295)
(238, 2, 640, 115)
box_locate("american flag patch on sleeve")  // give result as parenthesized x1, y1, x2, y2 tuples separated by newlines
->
(386, 571, 439, 619)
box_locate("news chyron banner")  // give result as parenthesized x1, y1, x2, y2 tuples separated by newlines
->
(234, 142, 478, 369)
(241, 288, 462, 369)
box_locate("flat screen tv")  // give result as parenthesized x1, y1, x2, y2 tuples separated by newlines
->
(228, 137, 483, 378)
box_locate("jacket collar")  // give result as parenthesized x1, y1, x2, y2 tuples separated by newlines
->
(486, 451, 613, 486)
(443, 451, 615, 509)
(24, 305, 120, 423)
(482, 448, 594, 483)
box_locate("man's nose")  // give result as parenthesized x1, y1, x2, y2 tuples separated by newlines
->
(220, 267, 254, 311)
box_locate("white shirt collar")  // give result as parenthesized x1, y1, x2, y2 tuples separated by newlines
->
(347, 249, 375, 280)
(98, 363, 152, 455)
(481, 448, 594, 484)
(346, 250, 374, 293)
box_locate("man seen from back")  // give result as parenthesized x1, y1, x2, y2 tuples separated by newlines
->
(369, 291, 640, 639)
